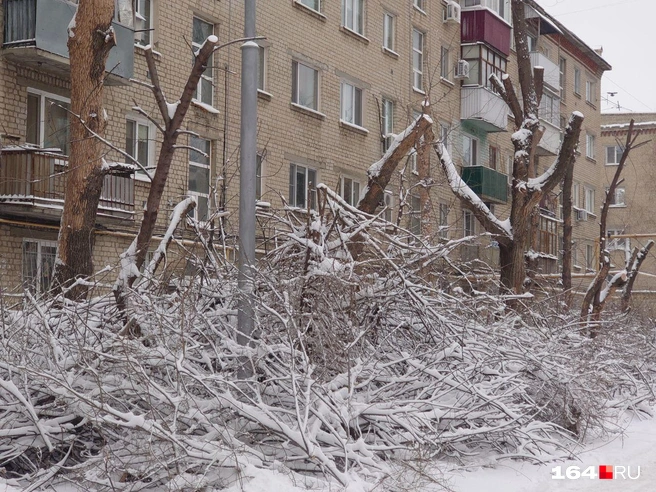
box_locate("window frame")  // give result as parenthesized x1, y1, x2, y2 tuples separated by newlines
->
(409, 193, 422, 235)
(256, 153, 264, 200)
(257, 44, 268, 94)
(585, 79, 596, 104)
(192, 17, 215, 107)
(26, 88, 71, 156)
(22, 239, 57, 296)
(607, 186, 626, 207)
(341, 176, 362, 206)
(134, 0, 153, 46)
(382, 98, 394, 152)
(559, 57, 566, 100)
(292, 60, 320, 112)
(382, 190, 393, 223)
(584, 186, 595, 214)
(574, 67, 581, 95)
(383, 12, 396, 53)
(440, 46, 450, 80)
(463, 134, 478, 167)
(289, 163, 317, 210)
(606, 145, 624, 166)
(126, 114, 156, 181)
(463, 210, 476, 237)
(188, 136, 212, 223)
(412, 28, 425, 92)
(414, 0, 426, 14)
(461, 43, 507, 89)
(585, 133, 595, 159)
(340, 81, 364, 128)
(342, 0, 365, 36)
(297, 0, 322, 14)
(439, 203, 449, 239)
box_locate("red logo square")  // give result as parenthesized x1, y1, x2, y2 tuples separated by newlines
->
(599, 465, 613, 480)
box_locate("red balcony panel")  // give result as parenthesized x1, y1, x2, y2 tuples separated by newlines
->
(461, 10, 511, 57)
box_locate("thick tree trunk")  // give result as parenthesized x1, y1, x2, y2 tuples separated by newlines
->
(52, 0, 116, 299)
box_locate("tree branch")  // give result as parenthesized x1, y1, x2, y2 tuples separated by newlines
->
(144, 46, 170, 126)
(490, 74, 522, 124)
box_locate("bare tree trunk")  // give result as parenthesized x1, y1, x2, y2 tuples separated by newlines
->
(417, 125, 433, 238)
(52, 0, 116, 299)
(621, 241, 655, 313)
(561, 162, 574, 302)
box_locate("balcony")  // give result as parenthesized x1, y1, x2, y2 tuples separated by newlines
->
(537, 121, 561, 156)
(2, 0, 134, 84)
(0, 148, 134, 220)
(461, 86, 508, 132)
(530, 51, 559, 90)
(461, 165, 508, 204)
(461, 8, 511, 56)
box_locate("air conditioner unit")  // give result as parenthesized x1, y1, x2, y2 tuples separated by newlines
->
(445, 1, 461, 24)
(454, 59, 470, 79)
(576, 209, 588, 221)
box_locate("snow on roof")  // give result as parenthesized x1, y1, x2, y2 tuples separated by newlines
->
(602, 121, 656, 130)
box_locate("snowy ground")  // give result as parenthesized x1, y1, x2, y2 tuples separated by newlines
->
(447, 412, 656, 492)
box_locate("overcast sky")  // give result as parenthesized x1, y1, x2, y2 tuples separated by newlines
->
(535, 0, 656, 114)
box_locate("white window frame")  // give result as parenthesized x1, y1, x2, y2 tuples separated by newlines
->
(256, 153, 264, 201)
(410, 194, 422, 235)
(342, 0, 365, 36)
(439, 122, 450, 154)
(585, 244, 595, 270)
(382, 98, 394, 151)
(192, 17, 215, 107)
(574, 67, 581, 95)
(292, 60, 320, 112)
(341, 176, 361, 206)
(586, 133, 595, 159)
(414, 0, 426, 14)
(289, 163, 317, 210)
(412, 29, 424, 92)
(463, 210, 476, 236)
(126, 115, 156, 181)
(607, 228, 628, 252)
(573, 182, 580, 208)
(22, 239, 57, 295)
(584, 186, 595, 214)
(26, 88, 71, 156)
(297, 0, 322, 14)
(409, 150, 418, 174)
(340, 81, 364, 128)
(258, 45, 268, 94)
(463, 134, 478, 166)
(559, 57, 566, 100)
(607, 186, 626, 207)
(440, 46, 450, 80)
(382, 190, 393, 222)
(188, 136, 212, 223)
(439, 202, 449, 239)
(606, 145, 623, 165)
(585, 79, 596, 104)
(383, 12, 396, 53)
(134, 0, 153, 46)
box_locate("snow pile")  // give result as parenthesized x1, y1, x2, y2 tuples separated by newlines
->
(0, 188, 655, 490)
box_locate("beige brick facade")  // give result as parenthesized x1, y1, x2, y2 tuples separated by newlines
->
(0, 0, 612, 297)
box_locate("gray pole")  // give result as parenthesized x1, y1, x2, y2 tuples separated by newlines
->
(237, 0, 257, 346)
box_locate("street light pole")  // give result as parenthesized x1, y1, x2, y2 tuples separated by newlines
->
(237, 0, 257, 346)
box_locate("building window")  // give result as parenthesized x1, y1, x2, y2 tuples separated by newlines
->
(298, 0, 321, 13)
(461, 44, 507, 89)
(606, 145, 624, 165)
(382, 191, 393, 222)
(607, 187, 625, 207)
(289, 163, 317, 209)
(586, 133, 595, 159)
(439, 122, 450, 153)
(573, 182, 580, 208)
(340, 81, 363, 127)
(538, 215, 558, 257)
(585, 244, 595, 270)
(342, 0, 364, 35)
(409, 150, 418, 174)
(256, 153, 263, 200)
(539, 90, 560, 127)
(586, 80, 596, 104)
(410, 194, 421, 235)
(188, 136, 211, 222)
(463, 135, 478, 166)
(440, 46, 450, 80)
(192, 17, 215, 106)
(607, 228, 627, 251)
(412, 29, 424, 91)
(383, 12, 395, 52)
(463, 210, 476, 236)
(559, 57, 566, 100)
(382, 98, 394, 151)
(22, 240, 57, 295)
(341, 177, 361, 206)
(439, 203, 449, 239)
(414, 0, 426, 12)
(574, 67, 581, 95)
(292, 61, 319, 111)
(26, 89, 70, 155)
(489, 145, 499, 170)
(584, 186, 595, 214)
(258, 45, 267, 92)
(134, 0, 153, 46)
(126, 117, 153, 177)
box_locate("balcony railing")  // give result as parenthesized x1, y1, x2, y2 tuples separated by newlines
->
(3, 0, 134, 83)
(461, 165, 508, 204)
(0, 148, 134, 218)
(461, 86, 508, 132)
(537, 121, 561, 156)
(530, 51, 560, 90)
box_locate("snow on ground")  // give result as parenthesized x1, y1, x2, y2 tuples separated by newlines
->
(447, 412, 656, 492)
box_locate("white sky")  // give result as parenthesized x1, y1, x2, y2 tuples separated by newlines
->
(535, 0, 656, 114)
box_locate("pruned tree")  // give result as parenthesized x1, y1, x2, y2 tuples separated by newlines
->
(580, 120, 650, 328)
(436, 0, 583, 295)
(561, 161, 574, 302)
(52, 0, 117, 299)
(621, 241, 655, 313)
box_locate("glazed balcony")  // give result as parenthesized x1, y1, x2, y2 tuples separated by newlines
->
(537, 121, 561, 156)
(461, 86, 508, 132)
(0, 148, 134, 220)
(461, 165, 508, 204)
(2, 0, 134, 84)
(530, 51, 560, 90)
(461, 8, 511, 56)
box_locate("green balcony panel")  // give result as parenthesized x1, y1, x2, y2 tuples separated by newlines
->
(461, 165, 508, 204)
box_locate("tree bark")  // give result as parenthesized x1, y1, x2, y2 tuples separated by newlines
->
(52, 0, 116, 299)
(621, 241, 655, 312)
(561, 162, 574, 301)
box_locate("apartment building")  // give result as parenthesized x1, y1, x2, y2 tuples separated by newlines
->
(0, 0, 610, 298)
(600, 114, 656, 290)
